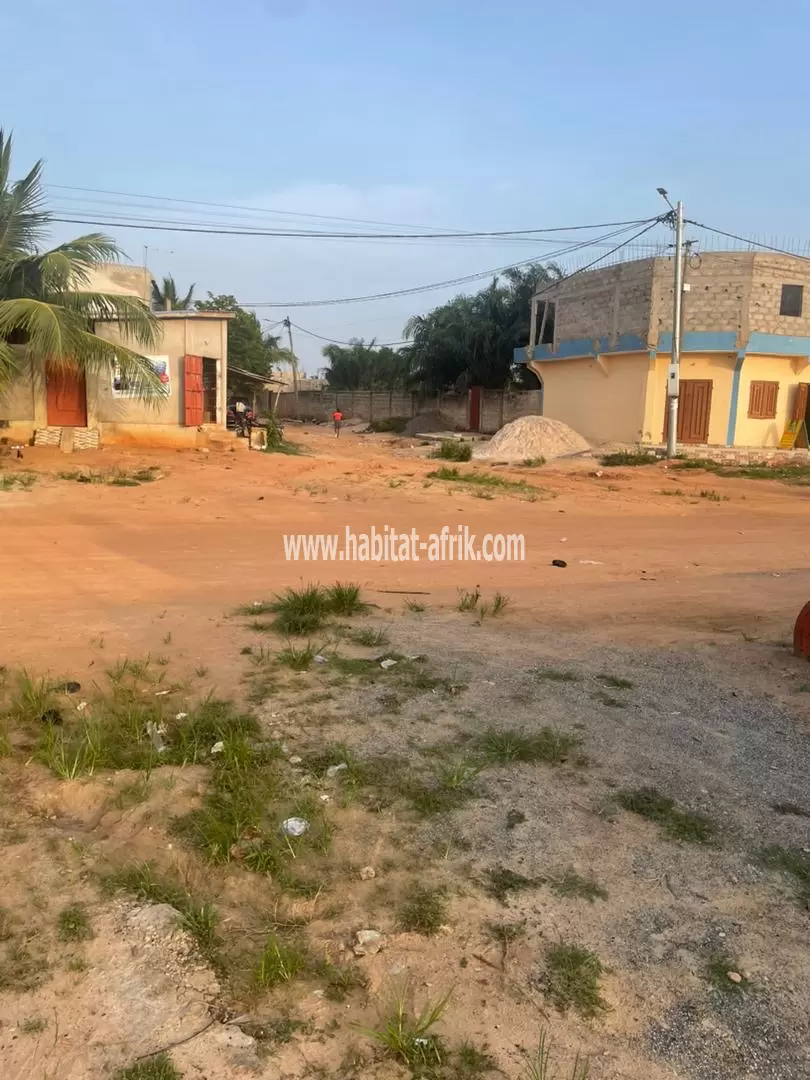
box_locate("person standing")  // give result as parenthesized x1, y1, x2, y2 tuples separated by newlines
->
(332, 408, 343, 438)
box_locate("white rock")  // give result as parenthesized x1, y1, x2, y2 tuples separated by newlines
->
(211, 741, 225, 755)
(325, 762, 348, 779)
(380, 658, 398, 670)
(289, 755, 303, 765)
(727, 971, 743, 984)
(354, 929, 383, 956)
(314, 654, 328, 664)
(359, 866, 376, 881)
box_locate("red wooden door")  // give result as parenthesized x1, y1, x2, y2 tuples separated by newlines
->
(184, 355, 204, 426)
(663, 379, 712, 444)
(46, 368, 87, 426)
(469, 386, 482, 432)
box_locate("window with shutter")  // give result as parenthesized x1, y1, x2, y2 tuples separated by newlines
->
(748, 381, 779, 419)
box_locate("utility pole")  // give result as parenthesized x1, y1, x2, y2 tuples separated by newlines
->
(282, 317, 299, 402)
(658, 189, 685, 457)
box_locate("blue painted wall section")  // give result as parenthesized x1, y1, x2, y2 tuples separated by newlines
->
(517, 330, 810, 365)
(726, 349, 746, 446)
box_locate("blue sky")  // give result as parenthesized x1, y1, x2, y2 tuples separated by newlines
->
(2, 0, 809, 371)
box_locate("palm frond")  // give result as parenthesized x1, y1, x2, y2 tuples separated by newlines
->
(0, 130, 49, 263)
(63, 291, 160, 348)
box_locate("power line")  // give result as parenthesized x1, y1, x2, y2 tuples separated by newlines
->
(238, 220, 662, 308)
(289, 322, 407, 347)
(687, 220, 810, 260)
(49, 211, 652, 242)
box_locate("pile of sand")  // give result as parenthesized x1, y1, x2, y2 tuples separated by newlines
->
(473, 415, 590, 462)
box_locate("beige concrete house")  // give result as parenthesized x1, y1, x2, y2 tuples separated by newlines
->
(518, 252, 810, 448)
(0, 266, 233, 450)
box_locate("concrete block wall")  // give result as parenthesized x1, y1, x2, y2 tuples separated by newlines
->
(651, 253, 752, 344)
(748, 254, 810, 336)
(537, 259, 655, 345)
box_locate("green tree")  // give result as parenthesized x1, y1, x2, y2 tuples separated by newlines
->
(195, 293, 284, 376)
(151, 274, 195, 310)
(0, 131, 161, 395)
(320, 339, 412, 390)
(401, 262, 561, 392)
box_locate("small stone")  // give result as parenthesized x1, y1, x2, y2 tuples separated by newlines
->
(289, 755, 303, 765)
(354, 929, 383, 956)
(727, 971, 743, 984)
(281, 817, 310, 838)
(211, 740, 225, 754)
(359, 866, 376, 881)
(380, 658, 398, 670)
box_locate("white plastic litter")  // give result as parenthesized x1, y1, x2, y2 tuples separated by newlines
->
(281, 817, 310, 838)
(380, 658, 398, 670)
(314, 654, 328, 664)
(175, 712, 188, 720)
(146, 721, 167, 754)
(325, 762, 348, 779)
(76, 701, 88, 712)
(211, 740, 225, 754)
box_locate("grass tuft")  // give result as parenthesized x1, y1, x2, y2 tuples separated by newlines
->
(522, 1030, 590, 1080)
(485, 866, 538, 905)
(475, 727, 580, 766)
(532, 667, 580, 683)
(326, 581, 369, 616)
(760, 845, 810, 908)
(58, 903, 93, 942)
(599, 450, 656, 467)
(707, 951, 750, 993)
(349, 626, 390, 648)
(254, 934, 309, 987)
(398, 883, 448, 936)
(361, 988, 451, 1072)
(598, 673, 633, 690)
(113, 1053, 181, 1079)
(548, 871, 607, 903)
(457, 587, 481, 612)
(427, 465, 541, 497)
(276, 641, 319, 671)
(431, 439, 473, 462)
(616, 786, 716, 844)
(545, 943, 609, 1017)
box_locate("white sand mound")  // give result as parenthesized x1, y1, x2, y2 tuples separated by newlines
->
(473, 415, 589, 462)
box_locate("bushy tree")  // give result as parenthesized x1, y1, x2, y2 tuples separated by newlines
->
(195, 293, 288, 376)
(320, 339, 413, 390)
(151, 274, 195, 311)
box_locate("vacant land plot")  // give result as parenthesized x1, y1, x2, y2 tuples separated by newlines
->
(1, 429, 809, 1080)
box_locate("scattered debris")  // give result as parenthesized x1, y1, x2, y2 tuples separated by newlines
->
(281, 817, 310, 838)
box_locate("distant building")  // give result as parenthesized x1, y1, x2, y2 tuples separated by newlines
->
(0, 265, 233, 449)
(518, 252, 810, 447)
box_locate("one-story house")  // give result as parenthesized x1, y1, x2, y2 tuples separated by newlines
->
(0, 265, 233, 450)
(518, 252, 810, 448)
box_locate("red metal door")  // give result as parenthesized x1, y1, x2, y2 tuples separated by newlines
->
(46, 367, 87, 427)
(184, 355, 204, 426)
(469, 386, 482, 432)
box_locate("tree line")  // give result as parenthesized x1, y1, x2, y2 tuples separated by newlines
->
(320, 263, 561, 393)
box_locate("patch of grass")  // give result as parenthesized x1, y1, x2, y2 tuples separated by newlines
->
(58, 903, 92, 942)
(485, 919, 526, 948)
(104, 863, 220, 958)
(404, 599, 426, 613)
(427, 465, 540, 496)
(320, 961, 369, 1002)
(454, 1042, 497, 1078)
(325, 581, 368, 616)
(277, 641, 319, 671)
(485, 866, 538, 905)
(659, 488, 684, 496)
(6, 670, 59, 726)
(194, 665, 209, 678)
(522, 1030, 590, 1080)
(20, 1016, 47, 1034)
(0, 470, 38, 490)
(548, 871, 607, 903)
(545, 943, 608, 1017)
(113, 1053, 181, 1079)
(707, 951, 750, 993)
(760, 845, 810, 908)
(771, 801, 810, 819)
(398, 883, 448, 936)
(457, 587, 481, 612)
(675, 458, 810, 484)
(0, 940, 44, 992)
(598, 673, 633, 690)
(362, 988, 451, 1072)
(616, 787, 716, 844)
(700, 489, 729, 502)
(263, 584, 330, 636)
(475, 727, 580, 766)
(349, 626, 390, 648)
(254, 933, 309, 987)
(431, 439, 473, 462)
(59, 466, 160, 487)
(532, 667, 580, 683)
(369, 416, 409, 433)
(593, 690, 627, 709)
(506, 809, 526, 829)
(599, 450, 656, 467)
(520, 456, 546, 468)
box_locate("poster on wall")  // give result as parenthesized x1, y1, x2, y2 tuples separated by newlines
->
(112, 355, 171, 397)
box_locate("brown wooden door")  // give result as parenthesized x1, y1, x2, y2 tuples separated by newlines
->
(663, 379, 712, 444)
(46, 367, 87, 427)
(184, 355, 204, 426)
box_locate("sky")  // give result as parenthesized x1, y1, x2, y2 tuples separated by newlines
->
(3, 0, 810, 372)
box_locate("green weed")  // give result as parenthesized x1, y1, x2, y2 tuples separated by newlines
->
(617, 787, 716, 844)
(349, 626, 390, 648)
(361, 988, 451, 1072)
(113, 1053, 181, 1079)
(320, 961, 369, 1002)
(707, 951, 750, 993)
(404, 599, 426, 613)
(277, 641, 319, 671)
(548, 871, 607, 903)
(545, 943, 609, 1017)
(325, 581, 368, 616)
(431, 439, 473, 462)
(532, 668, 580, 683)
(457, 587, 481, 612)
(485, 866, 538, 905)
(475, 727, 580, 765)
(522, 1030, 590, 1080)
(0, 471, 37, 491)
(521, 457, 546, 468)
(760, 845, 810, 907)
(58, 903, 92, 942)
(20, 1016, 47, 1034)
(598, 674, 633, 690)
(599, 451, 656, 467)
(398, 884, 448, 936)
(254, 934, 309, 987)
(427, 465, 541, 496)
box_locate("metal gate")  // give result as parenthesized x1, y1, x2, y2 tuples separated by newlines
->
(663, 379, 712, 444)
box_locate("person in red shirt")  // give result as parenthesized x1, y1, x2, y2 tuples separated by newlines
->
(332, 409, 343, 437)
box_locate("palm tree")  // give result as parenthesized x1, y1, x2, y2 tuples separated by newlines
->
(151, 274, 195, 311)
(0, 130, 161, 396)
